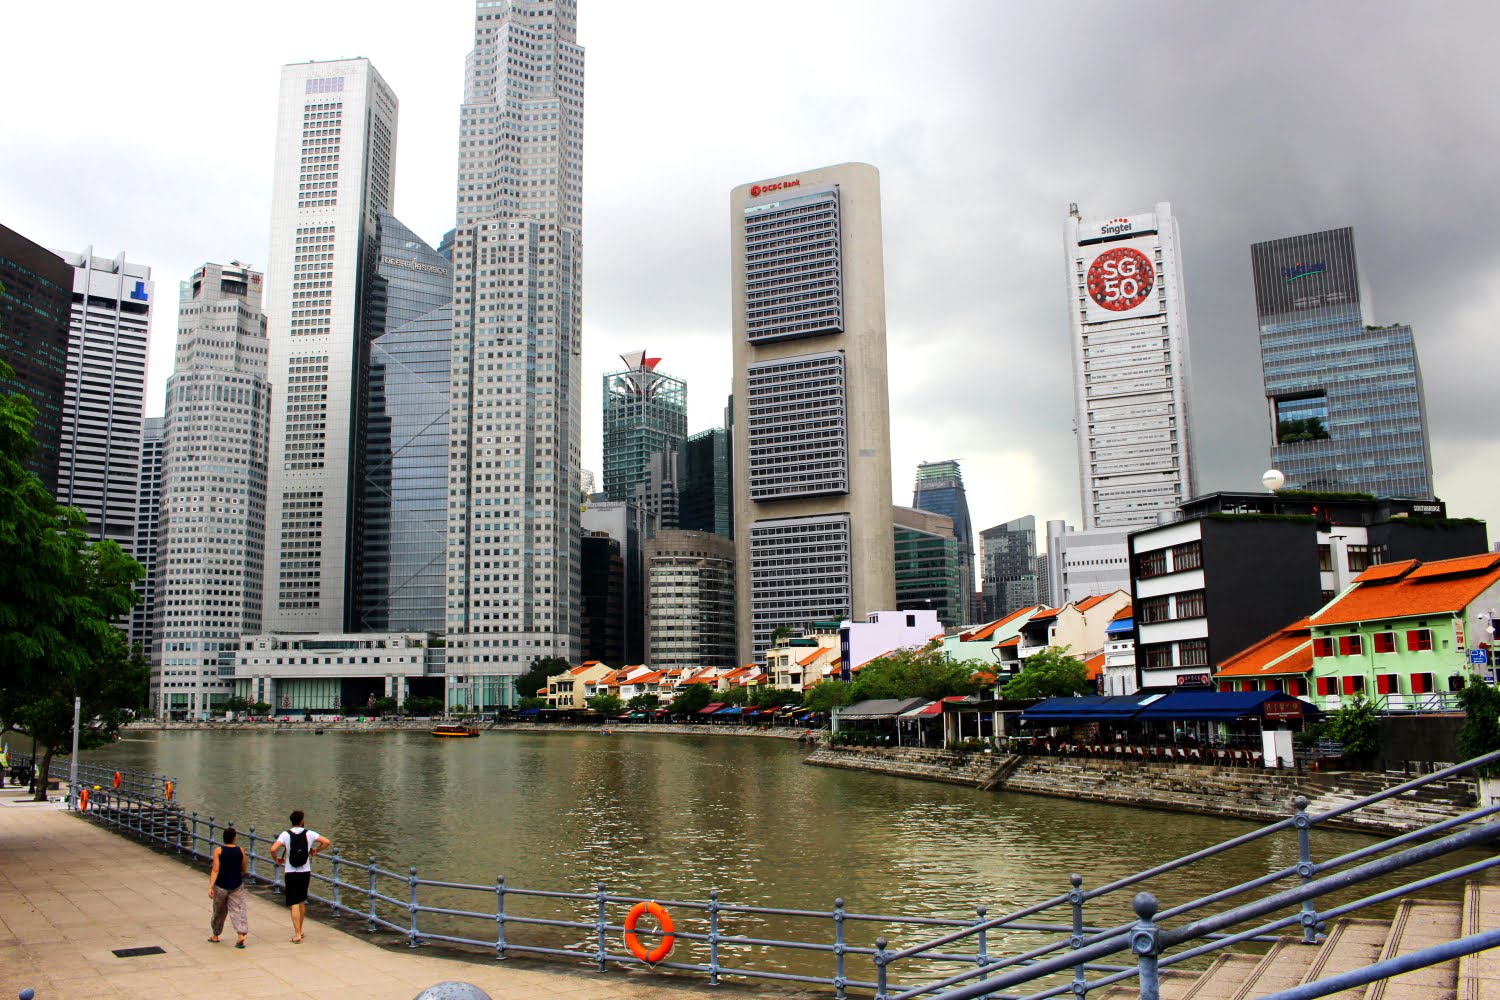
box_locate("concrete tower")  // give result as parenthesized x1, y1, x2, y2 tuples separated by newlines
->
(446, 0, 586, 703)
(731, 163, 895, 661)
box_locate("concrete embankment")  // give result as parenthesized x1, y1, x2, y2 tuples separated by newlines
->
(804, 747, 1478, 836)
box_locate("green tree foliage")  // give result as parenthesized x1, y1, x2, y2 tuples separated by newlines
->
(250, 701, 272, 716)
(670, 682, 715, 715)
(588, 693, 625, 716)
(223, 696, 250, 715)
(1276, 417, 1331, 444)
(850, 646, 982, 702)
(749, 686, 801, 709)
(626, 693, 660, 712)
(517, 696, 548, 711)
(1456, 676, 1500, 775)
(1326, 695, 1382, 764)
(403, 695, 443, 717)
(721, 685, 750, 706)
(0, 360, 149, 798)
(1001, 647, 1094, 701)
(802, 680, 856, 713)
(368, 696, 398, 717)
(516, 655, 572, 702)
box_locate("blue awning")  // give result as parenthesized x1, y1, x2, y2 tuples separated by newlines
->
(518, 707, 541, 715)
(715, 706, 744, 715)
(1021, 694, 1163, 722)
(1133, 690, 1316, 721)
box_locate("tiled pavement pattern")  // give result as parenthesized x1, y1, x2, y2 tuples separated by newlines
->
(0, 787, 811, 999)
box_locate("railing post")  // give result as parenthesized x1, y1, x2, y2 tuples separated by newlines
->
(973, 904, 990, 990)
(368, 856, 379, 932)
(330, 847, 342, 915)
(1069, 873, 1087, 996)
(833, 897, 847, 1000)
(875, 936, 889, 1000)
(247, 828, 258, 883)
(190, 812, 199, 859)
(207, 815, 216, 855)
(708, 889, 721, 986)
(595, 882, 609, 973)
(407, 866, 420, 948)
(1294, 794, 1321, 944)
(495, 876, 507, 960)
(1130, 892, 1162, 1000)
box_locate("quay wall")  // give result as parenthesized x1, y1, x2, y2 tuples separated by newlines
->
(805, 747, 1478, 836)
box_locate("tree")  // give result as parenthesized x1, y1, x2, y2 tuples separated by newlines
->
(588, 693, 625, 716)
(515, 655, 571, 703)
(1456, 677, 1500, 774)
(223, 696, 250, 716)
(849, 646, 981, 702)
(518, 696, 548, 711)
(404, 695, 443, 717)
(1001, 647, 1094, 701)
(749, 686, 801, 710)
(369, 696, 398, 717)
(670, 683, 715, 715)
(627, 693, 659, 712)
(802, 680, 857, 713)
(721, 685, 750, 706)
(1326, 695, 1382, 765)
(771, 625, 794, 643)
(250, 701, 272, 716)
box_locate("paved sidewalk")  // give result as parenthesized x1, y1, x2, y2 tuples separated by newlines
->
(0, 787, 796, 999)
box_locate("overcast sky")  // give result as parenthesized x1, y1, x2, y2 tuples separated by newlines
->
(5, 1, 1498, 554)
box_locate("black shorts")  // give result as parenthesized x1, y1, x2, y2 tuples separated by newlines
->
(284, 871, 311, 906)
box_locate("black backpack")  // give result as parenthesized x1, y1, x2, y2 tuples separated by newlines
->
(287, 829, 310, 867)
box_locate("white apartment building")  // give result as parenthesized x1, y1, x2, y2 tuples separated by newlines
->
(1043, 519, 1133, 607)
(53, 248, 153, 548)
(263, 58, 398, 634)
(839, 609, 942, 675)
(234, 632, 442, 714)
(156, 263, 271, 720)
(130, 416, 164, 656)
(731, 163, 895, 661)
(446, 0, 587, 704)
(1064, 203, 1196, 530)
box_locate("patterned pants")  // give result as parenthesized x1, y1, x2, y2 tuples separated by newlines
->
(211, 886, 249, 936)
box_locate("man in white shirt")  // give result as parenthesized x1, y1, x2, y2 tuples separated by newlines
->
(270, 809, 331, 943)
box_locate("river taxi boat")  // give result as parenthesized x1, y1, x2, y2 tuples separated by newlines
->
(431, 725, 481, 739)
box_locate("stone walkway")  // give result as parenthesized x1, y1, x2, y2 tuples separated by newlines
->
(0, 787, 798, 999)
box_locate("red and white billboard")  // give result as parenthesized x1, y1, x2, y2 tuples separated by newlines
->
(1082, 237, 1163, 324)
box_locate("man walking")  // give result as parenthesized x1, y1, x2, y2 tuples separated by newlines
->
(270, 810, 330, 943)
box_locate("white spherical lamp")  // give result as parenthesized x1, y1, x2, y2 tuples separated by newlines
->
(1262, 469, 1286, 492)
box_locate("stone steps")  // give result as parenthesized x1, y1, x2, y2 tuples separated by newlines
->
(1096, 884, 1500, 999)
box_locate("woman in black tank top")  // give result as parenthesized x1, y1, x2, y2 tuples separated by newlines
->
(209, 827, 250, 946)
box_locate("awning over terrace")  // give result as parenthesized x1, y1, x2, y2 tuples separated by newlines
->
(697, 702, 726, 714)
(1020, 694, 1165, 723)
(1020, 690, 1317, 724)
(837, 698, 931, 720)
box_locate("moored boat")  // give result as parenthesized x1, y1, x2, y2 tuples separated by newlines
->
(430, 724, 481, 738)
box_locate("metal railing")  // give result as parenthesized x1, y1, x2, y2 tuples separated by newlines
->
(13, 752, 175, 800)
(49, 749, 1500, 999)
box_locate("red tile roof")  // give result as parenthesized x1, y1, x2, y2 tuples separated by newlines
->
(1215, 619, 1314, 678)
(1111, 604, 1134, 621)
(994, 636, 1020, 648)
(1075, 594, 1114, 612)
(1083, 652, 1106, 680)
(958, 605, 1041, 642)
(1312, 553, 1500, 627)
(1028, 607, 1060, 623)
(798, 649, 825, 667)
(1353, 560, 1418, 583)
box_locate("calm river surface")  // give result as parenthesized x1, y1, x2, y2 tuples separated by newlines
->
(86, 729, 1488, 985)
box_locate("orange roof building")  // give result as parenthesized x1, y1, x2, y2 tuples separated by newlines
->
(1212, 619, 1313, 696)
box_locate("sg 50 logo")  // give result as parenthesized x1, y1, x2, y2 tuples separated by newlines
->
(1087, 246, 1154, 312)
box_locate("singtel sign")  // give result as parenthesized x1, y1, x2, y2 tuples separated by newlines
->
(381, 255, 448, 277)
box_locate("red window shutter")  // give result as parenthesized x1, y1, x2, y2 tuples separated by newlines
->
(1240, 681, 1256, 692)
(1313, 638, 1334, 658)
(1376, 674, 1398, 694)
(1266, 679, 1283, 692)
(1316, 677, 1334, 696)
(1218, 681, 1232, 692)
(1341, 675, 1358, 695)
(1411, 673, 1432, 694)
(1286, 679, 1304, 695)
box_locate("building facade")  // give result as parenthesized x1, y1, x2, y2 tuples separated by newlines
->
(234, 631, 443, 714)
(1253, 227, 1434, 498)
(581, 499, 646, 665)
(732, 163, 895, 660)
(0, 224, 72, 491)
(645, 529, 737, 670)
(358, 213, 452, 633)
(54, 248, 153, 548)
(263, 58, 399, 634)
(446, 0, 587, 693)
(980, 515, 1039, 621)
(912, 460, 975, 621)
(603, 350, 687, 503)
(678, 425, 732, 539)
(130, 416, 164, 657)
(1043, 520, 1133, 608)
(157, 262, 271, 719)
(1064, 203, 1196, 529)
(633, 447, 679, 532)
(892, 505, 964, 629)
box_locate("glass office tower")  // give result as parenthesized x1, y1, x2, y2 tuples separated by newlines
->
(360, 213, 452, 633)
(603, 351, 687, 503)
(912, 459, 974, 619)
(1252, 227, 1434, 498)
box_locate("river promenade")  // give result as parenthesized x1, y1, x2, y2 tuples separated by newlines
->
(0, 786, 797, 1000)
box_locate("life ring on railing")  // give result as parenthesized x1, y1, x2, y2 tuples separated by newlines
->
(622, 900, 675, 964)
(79, 788, 90, 812)
(164, 781, 174, 801)
(113, 771, 122, 789)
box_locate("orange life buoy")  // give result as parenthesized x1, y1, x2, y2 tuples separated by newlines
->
(622, 900, 675, 964)
(113, 771, 122, 789)
(79, 788, 90, 812)
(164, 781, 174, 801)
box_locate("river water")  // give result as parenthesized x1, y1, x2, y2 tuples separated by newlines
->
(87, 729, 1488, 988)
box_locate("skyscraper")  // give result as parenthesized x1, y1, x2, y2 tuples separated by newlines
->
(892, 506, 963, 628)
(603, 350, 687, 503)
(0, 224, 72, 492)
(1252, 227, 1434, 498)
(980, 515, 1038, 620)
(358, 213, 452, 633)
(1064, 203, 1196, 529)
(912, 460, 974, 621)
(678, 425, 732, 539)
(130, 416, 164, 656)
(645, 530, 737, 670)
(157, 262, 271, 720)
(54, 247, 153, 548)
(263, 58, 399, 634)
(447, 0, 586, 695)
(731, 163, 895, 660)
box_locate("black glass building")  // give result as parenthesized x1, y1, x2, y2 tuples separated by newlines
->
(678, 426, 732, 539)
(1252, 227, 1434, 498)
(359, 213, 452, 632)
(0, 223, 72, 492)
(912, 460, 975, 620)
